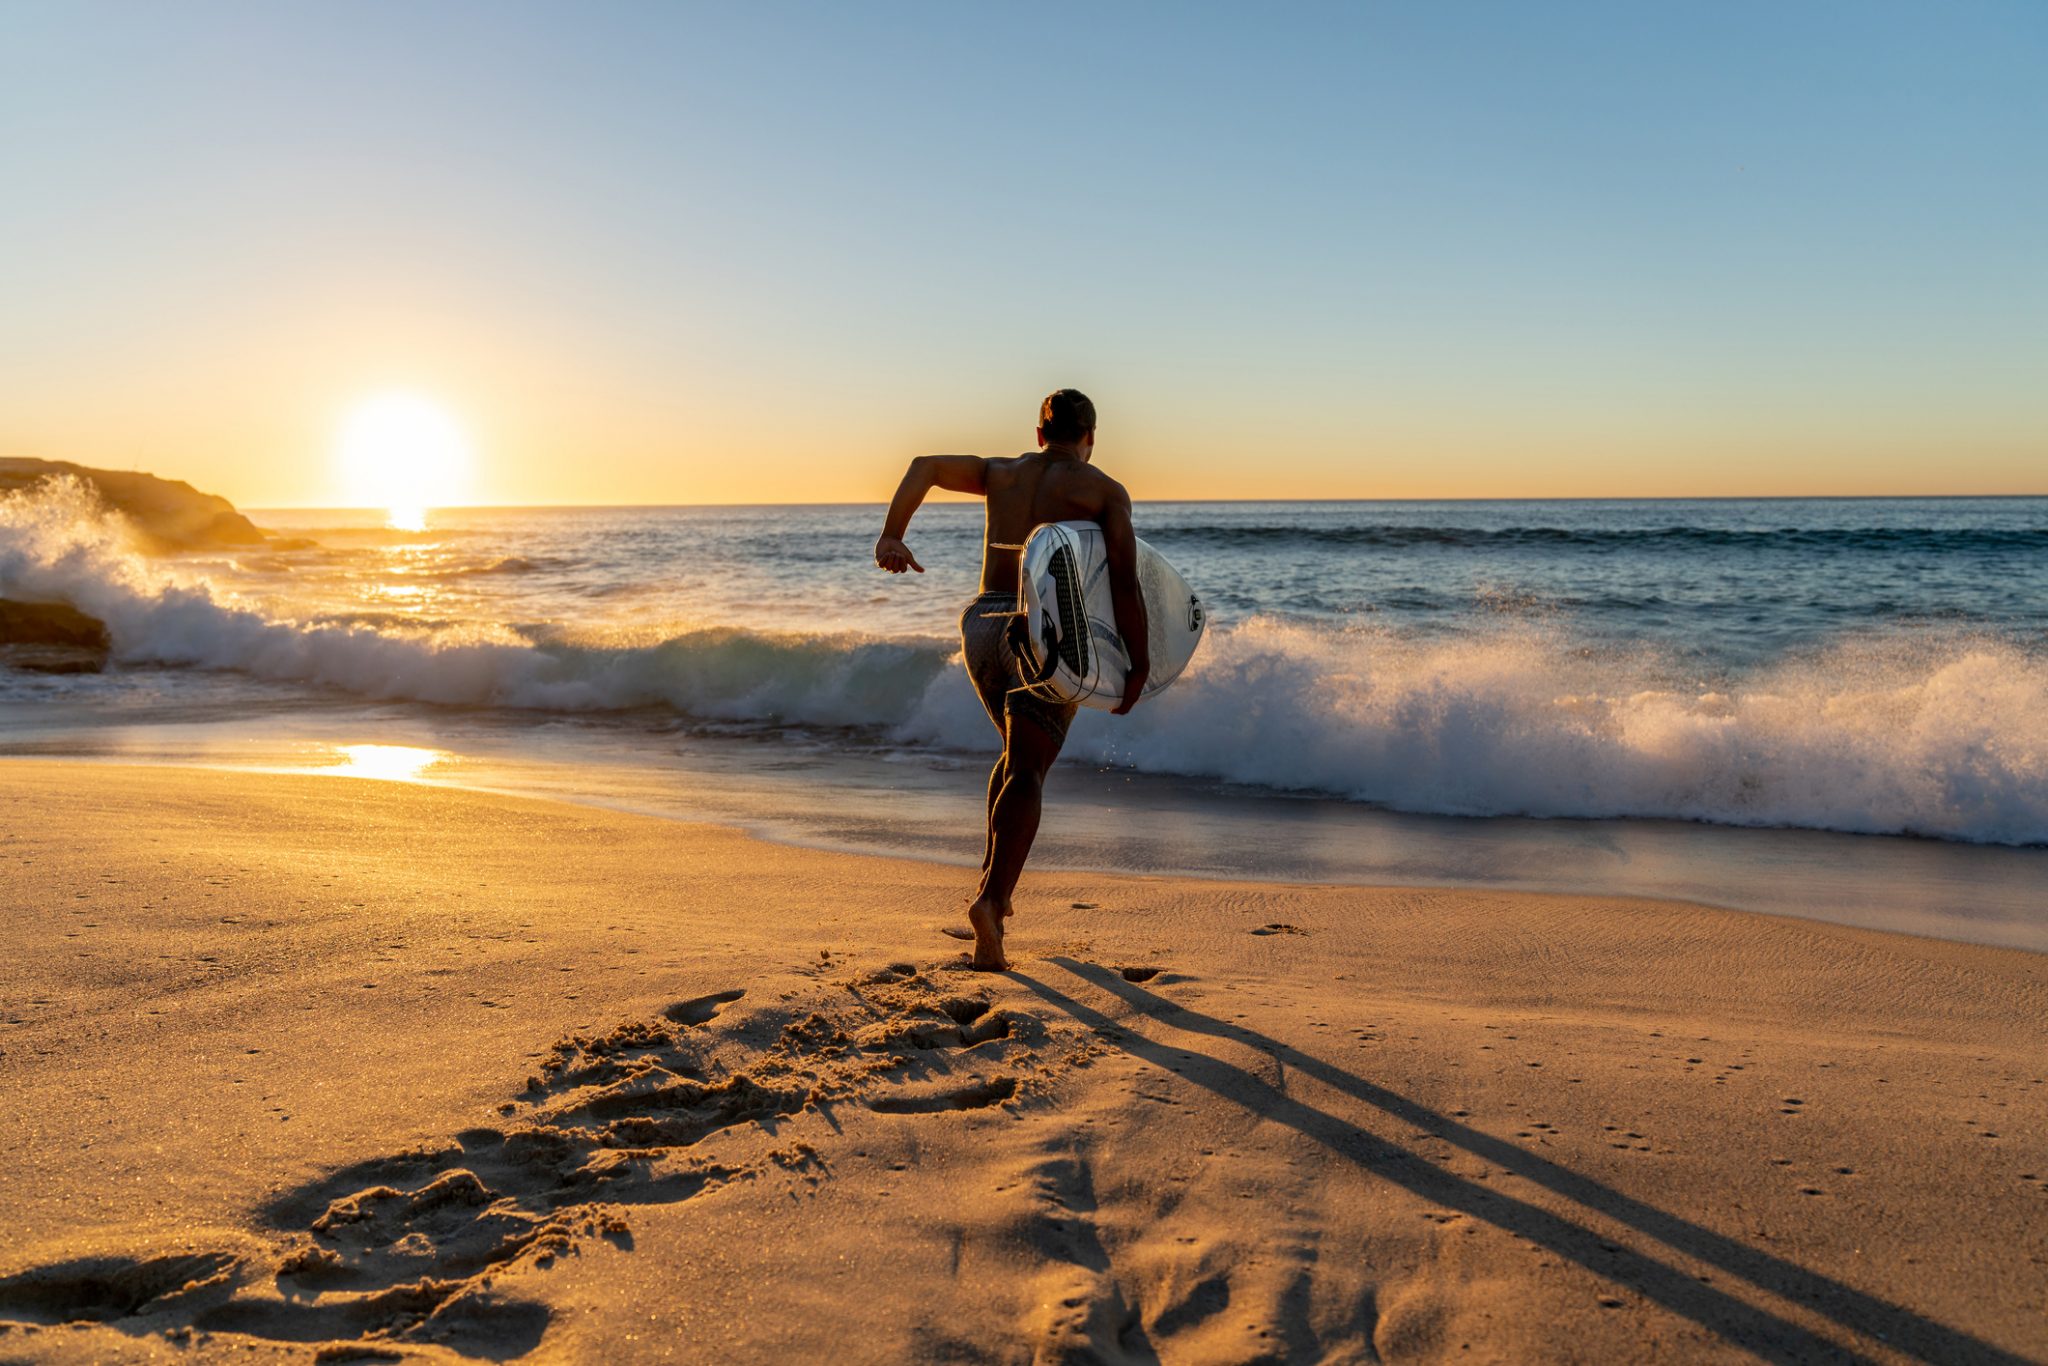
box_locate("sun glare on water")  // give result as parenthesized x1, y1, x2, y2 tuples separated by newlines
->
(321, 744, 446, 782)
(335, 392, 475, 530)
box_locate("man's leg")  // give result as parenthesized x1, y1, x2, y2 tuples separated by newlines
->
(966, 714, 1063, 971)
(979, 752, 1007, 880)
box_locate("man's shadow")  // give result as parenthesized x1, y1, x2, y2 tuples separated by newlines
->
(1013, 958, 2023, 1366)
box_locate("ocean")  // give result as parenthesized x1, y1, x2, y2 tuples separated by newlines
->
(4, 480, 2044, 946)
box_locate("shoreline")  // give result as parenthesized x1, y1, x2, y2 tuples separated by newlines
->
(1, 760, 2043, 1361)
(5, 739, 2046, 956)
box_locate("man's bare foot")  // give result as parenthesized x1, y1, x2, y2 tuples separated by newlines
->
(967, 882, 1015, 922)
(967, 897, 1009, 971)
(963, 899, 1014, 927)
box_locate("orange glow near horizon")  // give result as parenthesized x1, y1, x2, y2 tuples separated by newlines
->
(7, 369, 2043, 509)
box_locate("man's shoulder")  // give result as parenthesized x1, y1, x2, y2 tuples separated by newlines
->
(1071, 463, 1129, 503)
(983, 453, 1035, 483)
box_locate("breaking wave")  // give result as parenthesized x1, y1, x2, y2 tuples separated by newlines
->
(1001, 621, 2048, 846)
(6, 477, 2045, 845)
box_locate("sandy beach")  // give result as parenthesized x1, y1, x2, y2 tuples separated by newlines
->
(11, 0, 2046, 1358)
(0, 761, 2039, 1363)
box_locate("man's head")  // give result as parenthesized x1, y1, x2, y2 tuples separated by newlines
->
(1036, 389, 1096, 456)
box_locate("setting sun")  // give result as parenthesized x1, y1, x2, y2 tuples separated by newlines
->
(335, 392, 474, 529)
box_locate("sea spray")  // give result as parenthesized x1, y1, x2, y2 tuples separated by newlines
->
(1, 478, 955, 720)
(991, 618, 2048, 845)
(6, 478, 2046, 845)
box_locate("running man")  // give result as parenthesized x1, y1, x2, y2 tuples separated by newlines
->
(874, 389, 1148, 970)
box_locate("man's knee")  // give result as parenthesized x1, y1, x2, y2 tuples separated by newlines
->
(1002, 722, 1061, 783)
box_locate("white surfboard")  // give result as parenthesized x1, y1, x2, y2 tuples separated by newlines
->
(1012, 520, 1204, 711)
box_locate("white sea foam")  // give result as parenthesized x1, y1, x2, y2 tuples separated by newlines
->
(981, 618, 2048, 846)
(6, 477, 2046, 845)
(0, 478, 953, 723)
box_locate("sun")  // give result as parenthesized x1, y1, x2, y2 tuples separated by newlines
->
(335, 392, 475, 530)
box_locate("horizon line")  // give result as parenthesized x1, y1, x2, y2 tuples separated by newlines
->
(243, 491, 2048, 513)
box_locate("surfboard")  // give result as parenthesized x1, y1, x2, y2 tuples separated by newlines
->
(1010, 520, 1205, 711)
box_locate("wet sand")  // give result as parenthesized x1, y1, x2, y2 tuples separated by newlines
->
(0, 761, 2042, 1362)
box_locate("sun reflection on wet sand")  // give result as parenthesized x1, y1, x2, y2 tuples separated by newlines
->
(321, 744, 446, 782)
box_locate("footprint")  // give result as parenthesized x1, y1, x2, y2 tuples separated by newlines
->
(5, 968, 1081, 1358)
(937, 996, 991, 1025)
(1149, 1269, 1232, 1338)
(661, 989, 746, 1027)
(0, 1252, 242, 1325)
(868, 1076, 1018, 1113)
(959, 1013, 1014, 1047)
(1250, 923, 1307, 936)
(1119, 966, 1163, 983)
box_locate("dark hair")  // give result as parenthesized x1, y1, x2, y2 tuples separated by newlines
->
(1038, 389, 1097, 444)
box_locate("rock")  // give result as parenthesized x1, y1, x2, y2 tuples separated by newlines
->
(0, 598, 108, 649)
(0, 599, 110, 674)
(0, 458, 268, 551)
(0, 643, 105, 674)
(1, 461, 275, 675)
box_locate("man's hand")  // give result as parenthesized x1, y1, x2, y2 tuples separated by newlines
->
(874, 535, 923, 574)
(1111, 664, 1149, 715)
(876, 455, 985, 574)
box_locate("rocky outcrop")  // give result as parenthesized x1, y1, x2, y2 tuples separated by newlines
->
(0, 599, 110, 674)
(1, 459, 280, 675)
(0, 458, 267, 551)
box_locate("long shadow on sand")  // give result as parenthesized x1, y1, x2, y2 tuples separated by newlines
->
(1017, 958, 2024, 1366)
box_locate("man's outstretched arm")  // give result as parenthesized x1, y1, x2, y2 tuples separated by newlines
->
(1098, 484, 1150, 714)
(875, 455, 988, 573)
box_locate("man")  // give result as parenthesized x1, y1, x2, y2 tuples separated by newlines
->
(875, 389, 1148, 971)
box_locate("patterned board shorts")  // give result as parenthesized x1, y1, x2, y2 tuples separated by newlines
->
(960, 591, 1078, 748)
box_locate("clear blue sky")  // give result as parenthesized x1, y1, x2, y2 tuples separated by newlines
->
(3, 1, 2043, 503)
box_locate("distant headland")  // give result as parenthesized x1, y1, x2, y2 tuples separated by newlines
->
(0, 459, 281, 672)
(0, 458, 268, 552)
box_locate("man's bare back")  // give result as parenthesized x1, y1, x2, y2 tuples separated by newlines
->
(975, 453, 1125, 592)
(872, 390, 1148, 969)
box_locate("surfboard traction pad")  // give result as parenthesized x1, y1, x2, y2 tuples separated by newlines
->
(1008, 520, 1204, 711)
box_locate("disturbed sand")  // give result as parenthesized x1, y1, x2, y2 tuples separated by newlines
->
(0, 761, 2043, 1363)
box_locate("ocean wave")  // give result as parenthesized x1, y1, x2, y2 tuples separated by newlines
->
(972, 621, 2048, 846)
(451, 555, 567, 576)
(4, 479, 952, 723)
(396, 555, 576, 579)
(6, 477, 2045, 845)
(1152, 523, 2048, 553)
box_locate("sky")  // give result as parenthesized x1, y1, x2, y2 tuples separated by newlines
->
(2, 1, 2043, 506)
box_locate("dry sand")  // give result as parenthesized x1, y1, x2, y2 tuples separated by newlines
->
(0, 760, 2042, 1364)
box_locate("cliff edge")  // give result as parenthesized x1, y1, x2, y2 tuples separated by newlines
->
(0, 457, 268, 551)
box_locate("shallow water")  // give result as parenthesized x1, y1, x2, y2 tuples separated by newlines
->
(7, 702, 2045, 953)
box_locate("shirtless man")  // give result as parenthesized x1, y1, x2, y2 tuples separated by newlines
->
(874, 389, 1148, 970)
